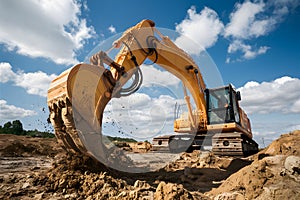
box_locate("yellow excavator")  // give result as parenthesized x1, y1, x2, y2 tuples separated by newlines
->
(47, 19, 258, 164)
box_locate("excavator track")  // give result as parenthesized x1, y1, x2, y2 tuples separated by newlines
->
(212, 132, 259, 157)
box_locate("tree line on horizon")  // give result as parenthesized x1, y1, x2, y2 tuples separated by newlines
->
(0, 120, 54, 138)
(0, 120, 146, 143)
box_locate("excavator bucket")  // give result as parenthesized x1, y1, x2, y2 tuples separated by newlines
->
(47, 63, 114, 164)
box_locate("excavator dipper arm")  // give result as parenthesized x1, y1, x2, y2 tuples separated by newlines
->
(47, 19, 210, 163)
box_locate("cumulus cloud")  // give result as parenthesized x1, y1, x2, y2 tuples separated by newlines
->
(238, 76, 300, 114)
(175, 6, 224, 55)
(225, 1, 266, 39)
(226, 40, 269, 62)
(225, 0, 300, 62)
(140, 64, 180, 87)
(108, 25, 116, 34)
(0, 63, 16, 82)
(0, 0, 95, 65)
(104, 92, 186, 139)
(0, 99, 37, 121)
(0, 62, 57, 97)
(238, 76, 300, 146)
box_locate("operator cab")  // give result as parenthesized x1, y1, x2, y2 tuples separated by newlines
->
(205, 85, 241, 125)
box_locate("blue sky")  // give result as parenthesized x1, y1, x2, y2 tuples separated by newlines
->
(0, 0, 299, 146)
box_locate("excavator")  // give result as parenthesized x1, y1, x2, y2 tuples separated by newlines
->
(47, 19, 258, 168)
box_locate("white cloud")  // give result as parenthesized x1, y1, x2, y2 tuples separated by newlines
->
(0, 62, 57, 97)
(141, 64, 180, 87)
(227, 40, 269, 61)
(104, 92, 186, 139)
(292, 99, 300, 113)
(224, 1, 266, 39)
(225, 0, 300, 61)
(246, 112, 300, 147)
(238, 76, 300, 147)
(175, 6, 224, 55)
(0, 0, 95, 65)
(238, 76, 300, 114)
(290, 124, 300, 132)
(225, 0, 300, 39)
(0, 99, 37, 121)
(0, 62, 16, 83)
(108, 25, 116, 34)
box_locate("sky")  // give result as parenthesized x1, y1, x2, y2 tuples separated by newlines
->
(0, 0, 299, 147)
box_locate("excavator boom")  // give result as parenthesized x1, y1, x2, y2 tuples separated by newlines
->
(47, 20, 258, 166)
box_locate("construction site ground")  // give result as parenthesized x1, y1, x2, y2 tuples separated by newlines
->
(0, 130, 300, 200)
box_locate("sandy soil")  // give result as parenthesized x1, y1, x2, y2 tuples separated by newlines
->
(0, 131, 299, 199)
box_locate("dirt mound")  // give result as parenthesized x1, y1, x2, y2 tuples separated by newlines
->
(115, 141, 152, 153)
(29, 152, 213, 199)
(0, 134, 62, 157)
(207, 155, 300, 199)
(165, 150, 251, 172)
(259, 130, 300, 157)
(207, 130, 300, 199)
(33, 167, 206, 199)
(1, 131, 300, 199)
